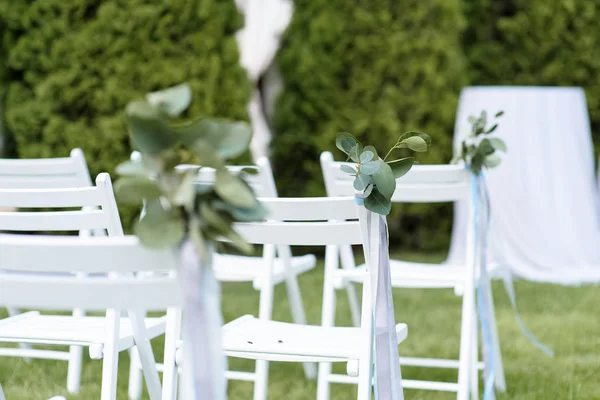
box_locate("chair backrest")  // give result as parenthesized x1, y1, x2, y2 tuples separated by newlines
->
(0, 148, 92, 189)
(131, 151, 279, 197)
(0, 173, 123, 236)
(0, 234, 180, 311)
(320, 151, 471, 203)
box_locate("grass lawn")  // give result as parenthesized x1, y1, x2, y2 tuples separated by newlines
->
(0, 251, 599, 399)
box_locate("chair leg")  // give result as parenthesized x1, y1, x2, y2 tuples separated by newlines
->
(66, 344, 83, 394)
(278, 245, 317, 380)
(339, 245, 361, 327)
(162, 308, 182, 400)
(470, 310, 479, 399)
(484, 281, 506, 392)
(127, 310, 162, 400)
(317, 245, 339, 400)
(6, 308, 33, 360)
(356, 354, 373, 400)
(0, 382, 6, 400)
(100, 309, 121, 400)
(457, 292, 475, 400)
(127, 346, 143, 400)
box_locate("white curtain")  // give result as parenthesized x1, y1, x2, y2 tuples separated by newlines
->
(447, 86, 600, 284)
(235, 0, 293, 161)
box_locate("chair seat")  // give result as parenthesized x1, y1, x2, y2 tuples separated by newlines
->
(0, 311, 166, 355)
(214, 254, 316, 287)
(221, 315, 408, 363)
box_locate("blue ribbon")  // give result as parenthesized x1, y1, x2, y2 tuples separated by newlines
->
(471, 170, 554, 400)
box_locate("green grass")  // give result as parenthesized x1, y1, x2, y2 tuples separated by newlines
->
(1, 252, 599, 399)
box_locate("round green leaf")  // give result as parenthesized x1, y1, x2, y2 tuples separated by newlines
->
(364, 189, 392, 215)
(340, 164, 357, 175)
(349, 143, 362, 162)
(389, 157, 414, 179)
(371, 160, 395, 201)
(135, 201, 185, 249)
(402, 136, 428, 152)
(115, 160, 149, 177)
(126, 101, 176, 154)
(360, 160, 380, 175)
(146, 83, 192, 117)
(215, 168, 256, 208)
(490, 138, 507, 152)
(353, 173, 371, 191)
(114, 176, 162, 204)
(176, 120, 252, 160)
(484, 154, 502, 168)
(336, 132, 358, 154)
(360, 150, 374, 163)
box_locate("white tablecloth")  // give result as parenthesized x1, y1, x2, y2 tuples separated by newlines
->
(447, 86, 600, 284)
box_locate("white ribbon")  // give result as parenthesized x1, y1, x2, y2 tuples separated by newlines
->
(178, 239, 226, 400)
(356, 198, 403, 399)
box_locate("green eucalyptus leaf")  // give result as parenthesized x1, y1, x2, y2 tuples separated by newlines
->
(176, 120, 251, 160)
(480, 138, 495, 155)
(125, 100, 176, 154)
(363, 145, 379, 159)
(214, 168, 256, 208)
(190, 139, 225, 169)
(364, 189, 392, 215)
(484, 154, 502, 168)
(114, 176, 162, 204)
(402, 136, 428, 152)
(360, 160, 380, 175)
(490, 138, 507, 152)
(336, 132, 358, 154)
(199, 201, 232, 234)
(486, 123, 498, 134)
(135, 201, 185, 248)
(495, 111, 504, 118)
(353, 173, 371, 191)
(194, 182, 214, 195)
(371, 160, 395, 200)
(173, 171, 197, 208)
(360, 150, 374, 163)
(471, 153, 484, 175)
(361, 183, 374, 198)
(221, 227, 253, 255)
(340, 164, 357, 175)
(115, 160, 149, 177)
(349, 143, 363, 162)
(398, 131, 432, 147)
(214, 198, 269, 222)
(389, 157, 414, 179)
(240, 167, 260, 175)
(146, 83, 192, 117)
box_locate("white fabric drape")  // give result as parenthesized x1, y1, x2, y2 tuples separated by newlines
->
(447, 86, 600, 284)
(235, 0, 293, 161)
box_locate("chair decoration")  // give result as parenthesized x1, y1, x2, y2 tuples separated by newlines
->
(335, 131, 430, 399)
(115, 83, 267, 400)
(452, 111, 552, 400)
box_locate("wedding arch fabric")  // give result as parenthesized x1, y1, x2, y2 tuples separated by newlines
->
(447, 86, 600, 284)
(235, 0, 293, 161)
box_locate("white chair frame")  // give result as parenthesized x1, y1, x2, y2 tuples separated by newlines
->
(0, 233, 181, 400)
(0, 174, 166, 399)
(128, 153, 317, 400)
(320, 151, 505, 400)
(215, 196, 407, 400)
(0, 149, 111, 394)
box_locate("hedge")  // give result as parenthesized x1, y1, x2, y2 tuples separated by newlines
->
(272, 0, 468, 250)
(0, 0, 251, 228)
(464, 0, 600, 147)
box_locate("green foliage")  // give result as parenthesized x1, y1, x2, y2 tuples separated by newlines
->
(463, 0, 600, 149)
(0, 0, 251, 228)
(272, 0, 467, 249)
(335, 131, 431, 215)
(452, 110, 506, 175)
(115, 83, 266, 256)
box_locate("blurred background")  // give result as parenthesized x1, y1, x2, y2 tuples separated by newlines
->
(3, 0, 598, 254)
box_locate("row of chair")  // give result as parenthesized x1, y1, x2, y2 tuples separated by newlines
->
(0, 149, 504, 400)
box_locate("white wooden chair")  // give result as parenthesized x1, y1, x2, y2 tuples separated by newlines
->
(0, 150, 115, 394)
(320, 151, 505, 400)
(0, 174, 167, 399)
(215, 196, 407, 400)
(128, 153, 317, 400)
(0, 233, 181, 400)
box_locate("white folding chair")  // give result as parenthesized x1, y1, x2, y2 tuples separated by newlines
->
(211, 196, 407, 400)
(0, 149, 98, 393)
(320, 151, 505, 400)
(0, 174, 167, 399)
(0, 233, 181, 400)
(127, 153, 317, 400)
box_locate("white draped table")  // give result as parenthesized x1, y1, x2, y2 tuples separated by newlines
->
(448, 86, 600, 284)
